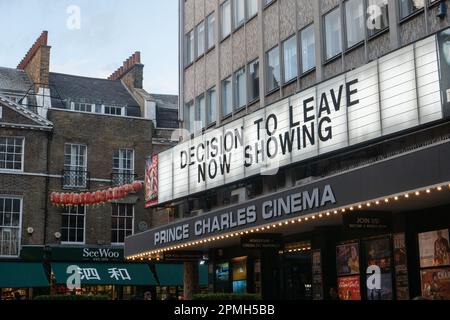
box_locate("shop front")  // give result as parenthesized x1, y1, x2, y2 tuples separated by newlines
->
(0, 262, 49, 300)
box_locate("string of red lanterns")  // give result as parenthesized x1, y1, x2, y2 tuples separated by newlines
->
(50, 181, 143, 207)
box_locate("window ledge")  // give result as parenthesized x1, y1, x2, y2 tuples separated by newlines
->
(368, 27, 390, 41)
(324, 54, 342, 66)
(301, 67, 316, 77)
(283, 77, 298, 87)
(345, 41, 365, 54)
(265, 87, 280, 97)
(399, 8, 425, 24)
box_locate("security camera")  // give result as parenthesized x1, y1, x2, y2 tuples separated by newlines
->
(54, 232, 62, 239)
(27, 227, 34, 234)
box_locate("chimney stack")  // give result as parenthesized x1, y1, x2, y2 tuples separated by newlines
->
(17, 31, 51, 91)
(108, 51, 143, 89)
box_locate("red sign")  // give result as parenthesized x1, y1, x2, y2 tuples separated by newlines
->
(337, 276, 361, 300)
(145, 155, 158, 207)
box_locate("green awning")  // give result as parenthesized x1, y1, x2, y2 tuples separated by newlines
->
(51, 263, 157, 285)
(0, 262, 49, 288)
(155, 264, 208, 286)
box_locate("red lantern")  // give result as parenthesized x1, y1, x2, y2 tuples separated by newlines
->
(132, 181, 143, 191)
(99, 190, 106, 202)
(113, 187, 121, 199)
(54, 192, 61, 205)
(95, 190, 102, 203)
(79, 193, 86, 204)
(125, 184, 133, 193)
(73, 193, 80, 205)
(85, 192, 93, 205)
(106, 188, 114, 201)
(50, 192, 55, 203)
(90, 192, 98, 204)
(67, 193, 74, 206)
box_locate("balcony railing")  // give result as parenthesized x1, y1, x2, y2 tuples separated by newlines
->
(111, 172, 137, 186)
(62, 169, 90, 189)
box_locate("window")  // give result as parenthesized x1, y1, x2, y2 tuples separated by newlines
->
(0, 137, 24, 171)
(300, 25, 316, 73)
(221, 0, 232, 39)
(234, 0, 246, 29)
(206, 13, 215, 50)
(184, 101, 195, 133)
(111, 203, 134, 244)
(345, 0, 365, 48)
(113, 149, 134, 185)
(398, 0, 425, 20)
(324, 8, 342, 60)
(196, 95, 206, 129)
(264, 0, 275, 6)
(61, 205, 85, 244)
(63, 144, 87, 188)
(104, 105, 124, 116)
(266, 46, 280, 92)
(367, 0, 389, 36)
(283, 36, 298, 82)
(197, 21, 205, 57)
(0, 197, 21, 257)
(234, 68, 246, 110)
(186, 30, 195, 65)
(222, 77, 233, 117)
(207, 87, 217, 125)
(247, 0, 258, 17)
(72, 102, 93, 113)
(248, 59, 260, 102)
(0, 106, 2, 119)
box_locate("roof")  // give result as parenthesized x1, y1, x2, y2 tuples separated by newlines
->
(49, 72, 140, 108)
(150, 93, 178, 110)
(0, 94, 53, 129)
(0, 67, 34, 93)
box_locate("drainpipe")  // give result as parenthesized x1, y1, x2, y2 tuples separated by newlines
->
(43, 130, 53, 245)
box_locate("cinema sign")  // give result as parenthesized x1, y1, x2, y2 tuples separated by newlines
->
(153, 34, 444, 205)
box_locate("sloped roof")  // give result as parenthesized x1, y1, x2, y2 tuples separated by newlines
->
(150, 93, 178, 110)
(0, 94, 53, 128)
(0, 67, 34, 93)
(49, 72, 140, 107)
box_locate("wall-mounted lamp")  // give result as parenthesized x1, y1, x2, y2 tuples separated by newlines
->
(27, 227, 34, 235)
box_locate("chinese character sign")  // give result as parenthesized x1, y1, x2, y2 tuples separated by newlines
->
(145, 155, 158, 208)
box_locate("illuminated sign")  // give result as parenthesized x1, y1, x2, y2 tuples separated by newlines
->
(155, 34, 443, 205)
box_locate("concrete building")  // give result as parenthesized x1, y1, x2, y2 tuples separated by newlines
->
(125, 0, 450, 300)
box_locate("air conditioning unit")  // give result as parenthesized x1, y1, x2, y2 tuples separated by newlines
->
(231, 187, 247, 204)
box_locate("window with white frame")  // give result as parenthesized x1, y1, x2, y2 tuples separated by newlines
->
(197, 21, 205, 57)
(207, 87, 217, 125)
(345, 0, 365, 48)
(72, 102, 93, 113)
(222, 77, 233, 117)
(234, 68, 246, 110)
(63, 144, 87, 188)
(248, 59, 260, 102)
(61, 205, 85, 244)
(221, 0, 232, 39)
(234, 0, 246, 29)
(0, 137, 24, 171)
(300, 24, 316, 73)
(266, 46, 280, 92)
(113, 149, 134, 185)
(104, 105, 124, 116)
(206, 13, 216, 50)
(0, 197, 21, 257)
(367, 0, 389, 36)
(283, 35, 298, 82)
(324, 8, 342, 60)
(196, 95, 206, 129)
(186, 30, 195, 65)
(247, 0, 258, 18)
(398, 0, 425, 20)
(111, 203, 134, 244)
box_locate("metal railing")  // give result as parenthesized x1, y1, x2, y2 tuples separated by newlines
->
(62, 169, 90, 189)
(111, 172, 137, 186)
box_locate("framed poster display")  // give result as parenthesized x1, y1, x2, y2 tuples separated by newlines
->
(336, 243, 360, 276)
(418, 229, 450, 268)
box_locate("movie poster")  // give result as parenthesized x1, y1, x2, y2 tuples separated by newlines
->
(418, 229, 450, 268)
(421, 268, 450, 300)
(144, 155, 158, 208)
(393, 233, 410, 300)
(366, 273, 393, 300)
(312, 250, 322, 275)
(365, 236, 391, 272)
(337, 276, 361, 300)
(336, 243, 360, 276)
(313, 275, 324, 300)
(438, 27, 450, 117)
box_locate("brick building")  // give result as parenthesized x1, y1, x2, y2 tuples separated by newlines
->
(0, 31, 183, 300)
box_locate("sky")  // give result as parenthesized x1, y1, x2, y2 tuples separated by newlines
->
(0, 0, 179, 95)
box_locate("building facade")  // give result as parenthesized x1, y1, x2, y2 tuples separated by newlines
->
(0, 31, 191, 300)
(125, 0, 450, 301)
